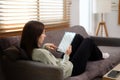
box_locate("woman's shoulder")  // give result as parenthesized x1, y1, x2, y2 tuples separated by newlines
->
(33, 48, 50, 54)
(32, 48, 51, 60)
(33, 48, 46, 51)
(32, 48, 59, 63)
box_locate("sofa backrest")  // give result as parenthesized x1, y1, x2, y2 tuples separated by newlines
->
(0, 25, 88, 51)
(0, 55, 5, 80)
(0, 36, 21, 51)
(44, 25, 89, 46)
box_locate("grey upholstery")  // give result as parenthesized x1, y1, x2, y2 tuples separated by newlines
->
(0, 25, 120, 80)
(90, 36, 120, 46)
(0, 55, 5, 80)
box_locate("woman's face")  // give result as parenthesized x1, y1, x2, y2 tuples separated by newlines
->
(38, 29, 46, 47)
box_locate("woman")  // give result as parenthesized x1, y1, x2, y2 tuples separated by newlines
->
(20, 20, 109, 78)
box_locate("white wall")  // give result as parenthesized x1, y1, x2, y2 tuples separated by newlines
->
(70, 0, 92, 34)
(71, 0, 120, 38)
(106, 11, 120, 38)
(70, 0, 80, 27)
(79, 0, 90, 33)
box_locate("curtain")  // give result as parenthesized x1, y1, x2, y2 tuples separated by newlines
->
(118, 0, 120, 24)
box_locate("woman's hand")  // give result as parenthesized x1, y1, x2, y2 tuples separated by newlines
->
(65, 45, 72, 55)
(45, 43, 57, 51)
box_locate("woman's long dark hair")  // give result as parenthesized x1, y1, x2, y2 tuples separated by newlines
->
(20, 21, 44, 59)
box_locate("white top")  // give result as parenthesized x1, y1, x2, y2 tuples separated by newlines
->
(32, 46, 73, 78)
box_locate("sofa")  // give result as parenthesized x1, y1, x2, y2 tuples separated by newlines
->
(0, 25, 120, 80)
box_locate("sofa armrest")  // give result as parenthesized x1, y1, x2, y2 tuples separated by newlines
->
(2, 60, 64, 80)
(90, 36, 120, 47)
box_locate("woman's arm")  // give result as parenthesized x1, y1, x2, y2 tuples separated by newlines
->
(43, 43, 57, 51)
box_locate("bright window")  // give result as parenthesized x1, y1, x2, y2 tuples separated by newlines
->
(0, 0, 70, 35)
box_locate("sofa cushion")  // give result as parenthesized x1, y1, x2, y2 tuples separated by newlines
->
(3, 46, 29, 61)
(0, 36, 21, 50)
(44, 25, 89, 46)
